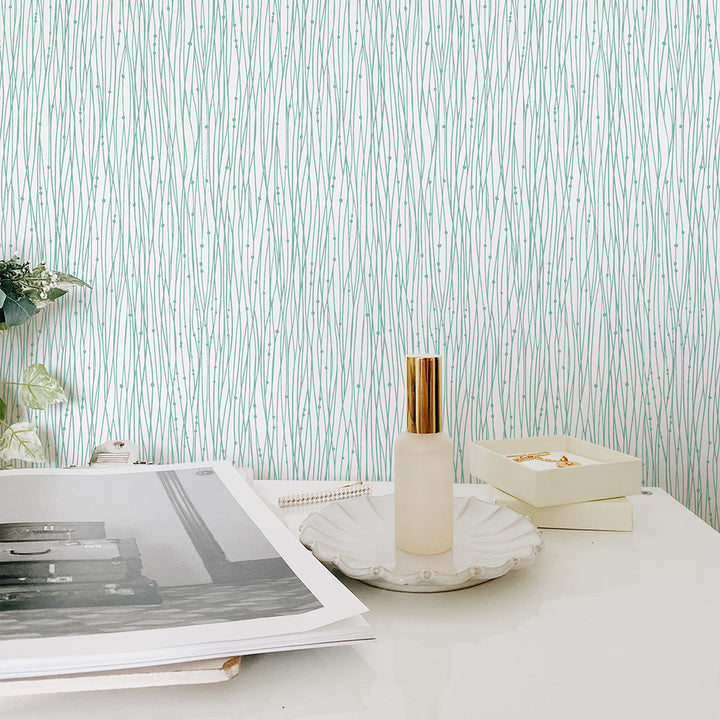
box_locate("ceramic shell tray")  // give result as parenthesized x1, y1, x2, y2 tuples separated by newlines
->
(299, 494, 543, 592)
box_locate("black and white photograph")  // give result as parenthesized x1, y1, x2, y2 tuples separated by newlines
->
(0, 464, 322, 638)
(0, 462, 369, 679)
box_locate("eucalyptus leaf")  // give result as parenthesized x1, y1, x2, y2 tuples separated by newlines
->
(55, 272, 91, 289)
(0, 397, 5, 423)
(0, 286, 6, 305)
(23, 286, 68, 310)
(18, 363, 67, 410)
(2, 295, 38, 327)
(0, 422, 45, 462)
(45, 287, 68, 301)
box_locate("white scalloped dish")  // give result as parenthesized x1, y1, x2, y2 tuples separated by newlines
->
(299, 494, 543, 592)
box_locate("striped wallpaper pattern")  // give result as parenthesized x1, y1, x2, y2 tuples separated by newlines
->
(1, 1, 719, 527)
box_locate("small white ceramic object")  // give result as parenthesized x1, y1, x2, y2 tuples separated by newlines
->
(89, 440, 140, 465)
(299, 494, 543, 592)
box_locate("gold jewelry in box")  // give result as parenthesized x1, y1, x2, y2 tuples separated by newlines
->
(507, 452, 581, 469)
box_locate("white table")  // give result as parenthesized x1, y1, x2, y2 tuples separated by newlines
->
(2, 481, 720, 720)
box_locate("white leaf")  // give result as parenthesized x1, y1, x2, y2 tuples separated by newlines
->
(0, 422, 45, 462)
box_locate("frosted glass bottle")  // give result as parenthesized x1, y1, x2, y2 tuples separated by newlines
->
(394, 355, 454, 555)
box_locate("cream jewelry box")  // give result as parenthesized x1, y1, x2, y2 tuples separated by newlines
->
(466, 435, 642, 507)
(492, 488, 633, 531)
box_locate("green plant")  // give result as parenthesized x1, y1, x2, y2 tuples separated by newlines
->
(0, 256, 89, 330)
(0, 255, 90, 465)
(0, 364, 67, 464)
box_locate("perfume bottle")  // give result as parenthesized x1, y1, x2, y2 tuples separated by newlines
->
(393, 354, 454, 555)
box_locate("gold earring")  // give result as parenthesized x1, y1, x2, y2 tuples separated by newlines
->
(555, 455, 580, 468)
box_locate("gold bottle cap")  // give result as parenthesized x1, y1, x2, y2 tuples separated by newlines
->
(406, 354, 443, 434)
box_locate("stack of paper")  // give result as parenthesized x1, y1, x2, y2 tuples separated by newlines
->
(0, 462, 373, 691)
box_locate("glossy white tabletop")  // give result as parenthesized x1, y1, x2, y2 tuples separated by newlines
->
(2, 481, 720, 720)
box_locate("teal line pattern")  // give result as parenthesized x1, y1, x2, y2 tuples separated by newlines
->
(1, 2, 719, 527)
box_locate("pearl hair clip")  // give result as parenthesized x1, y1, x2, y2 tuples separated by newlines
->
(277, 482, 370, 508)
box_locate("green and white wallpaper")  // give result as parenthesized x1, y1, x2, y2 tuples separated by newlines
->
(2, 2, 719, 526)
